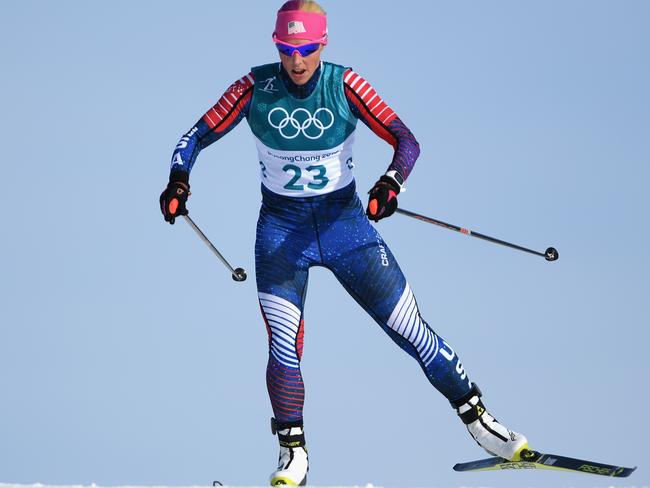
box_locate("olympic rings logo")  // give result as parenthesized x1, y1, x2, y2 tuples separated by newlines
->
(267, 107, 335, 140)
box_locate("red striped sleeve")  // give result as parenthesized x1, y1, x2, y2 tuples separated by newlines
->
(202, 72, 255, 132)
(343, 69, 398, 126)
(344, 69, 398, 148)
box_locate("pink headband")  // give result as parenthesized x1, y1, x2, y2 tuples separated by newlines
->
(273, 10, 328, 44)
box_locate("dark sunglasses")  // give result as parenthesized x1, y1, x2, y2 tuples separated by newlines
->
(275, 41, 321, 57)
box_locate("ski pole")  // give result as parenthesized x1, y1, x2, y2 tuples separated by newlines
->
(182, 214, 248, 281)
(395, 207, 559, 261)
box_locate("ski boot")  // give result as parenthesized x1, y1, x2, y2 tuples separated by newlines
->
(269, 418, 308, 486)
(451, 383, 529, 461)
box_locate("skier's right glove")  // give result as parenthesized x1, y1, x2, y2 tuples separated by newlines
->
(159, 174, 190, 225)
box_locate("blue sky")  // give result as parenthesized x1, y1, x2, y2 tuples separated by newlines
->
(1, 1, 648, 487)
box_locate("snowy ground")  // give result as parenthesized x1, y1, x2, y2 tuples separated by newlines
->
(0, 483, 374, 488)
(1, 485, 382, 488)
(0, 485, 388, 488)
(2, 484, 648, 488)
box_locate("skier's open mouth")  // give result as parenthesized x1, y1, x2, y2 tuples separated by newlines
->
(292, 69, 307, 75)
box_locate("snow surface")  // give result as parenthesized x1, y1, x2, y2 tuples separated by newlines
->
(1, 484, 648, 488)
(0, 485, 382, 488)
(0, 483, 374, 488)
(0, 485, 387, 488)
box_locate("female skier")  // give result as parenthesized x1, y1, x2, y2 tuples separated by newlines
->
(160, 1, 528, 485)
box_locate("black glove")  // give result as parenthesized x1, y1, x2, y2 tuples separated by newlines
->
(366, 175, 401, 222)
(159, 175, 190, 225)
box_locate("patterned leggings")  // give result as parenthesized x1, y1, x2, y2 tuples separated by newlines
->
(256, 182, 472, 422)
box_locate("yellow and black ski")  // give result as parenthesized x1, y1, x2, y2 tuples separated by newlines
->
(453, 449, 636, 477)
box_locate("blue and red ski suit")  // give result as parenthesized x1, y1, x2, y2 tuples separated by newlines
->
(168, 62, 473, 422)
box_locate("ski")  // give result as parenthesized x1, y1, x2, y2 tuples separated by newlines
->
(453, 449, 636, 477)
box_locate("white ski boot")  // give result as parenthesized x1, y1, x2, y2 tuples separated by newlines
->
(451, 384, 529, 461)
(269, 418, 308, 486)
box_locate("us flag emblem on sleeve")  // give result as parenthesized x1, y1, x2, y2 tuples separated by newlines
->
(288, 21, 307, 35)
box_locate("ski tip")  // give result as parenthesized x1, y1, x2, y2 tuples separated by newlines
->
(615, 465, 637, 478)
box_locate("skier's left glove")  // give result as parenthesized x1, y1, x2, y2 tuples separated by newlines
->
(366, 172, 403, 222)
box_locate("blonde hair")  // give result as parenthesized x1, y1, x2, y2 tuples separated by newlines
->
(279, 0, 326, 15)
